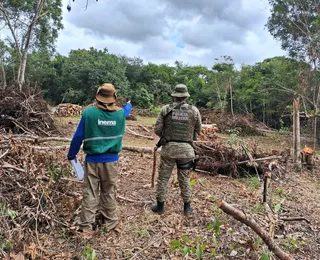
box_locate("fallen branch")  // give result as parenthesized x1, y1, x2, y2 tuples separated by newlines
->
(241, 144, 260, 181)
(30, 145, 69, 150)
(1, 162, 26, 172)
(237, 155, 282, 165)
(61, 177, 82, 183)
(0, 149, 9, 160)
(125, 126, 154, 140)
(136, 124, 151, 133)
(199, 144, 216, 151)
(218, 200, 292, 260)
(1, 115, 35, 135)
(122, 145, 156, 154)
(280, 217, 310, 224)
(0, 135, 71, 143)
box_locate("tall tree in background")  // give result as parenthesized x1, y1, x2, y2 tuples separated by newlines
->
(0, 40, 8, 89)
(205, 56, 236, 113)
(267, 0, 320, 147)
(0, 0, 63, 89)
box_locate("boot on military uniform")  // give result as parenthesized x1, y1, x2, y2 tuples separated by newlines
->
(184, 201, 192, 216)
(151, 200, 164, 214)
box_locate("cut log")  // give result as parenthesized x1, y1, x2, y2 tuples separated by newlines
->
(125, 126, 154, 140)
(0, 135, 71, 143)
(30, 145, 69, 150)
(218, 200, 292, 260)
(122, 145, 156, 154)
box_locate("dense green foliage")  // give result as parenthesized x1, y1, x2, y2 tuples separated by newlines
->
(2, 47, 309, 128)
(267, 0, 320, 116)
(0, 0, 63, 84)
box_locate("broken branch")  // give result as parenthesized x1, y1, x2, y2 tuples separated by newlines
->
(280, 217, 310, 224)
(1, 161, 26, 172)
(218, 200, 292, 260)
(125, 126, 154, 140)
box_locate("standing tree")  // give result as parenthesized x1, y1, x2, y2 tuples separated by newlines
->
(206, 56, 235, 114)
(267, 0, 320, 148)
(0, 40, 8, 89)
(0, 0, 63, 90)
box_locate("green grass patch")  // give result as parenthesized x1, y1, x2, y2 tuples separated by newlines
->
(54, 115, 81, 126)
(240, 176, 261, 191)
(129, 116, 157, 126)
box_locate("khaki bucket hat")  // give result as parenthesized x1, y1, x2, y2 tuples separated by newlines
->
(171, 84, 190, 98)
(96, 83, 117, 104)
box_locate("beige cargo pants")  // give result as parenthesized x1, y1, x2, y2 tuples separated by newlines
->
(79, 161, 118, 231)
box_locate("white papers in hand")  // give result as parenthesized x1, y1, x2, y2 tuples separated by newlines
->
(71, 159, 84, 181)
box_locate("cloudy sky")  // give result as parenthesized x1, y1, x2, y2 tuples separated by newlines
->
(57, 0, 286, 67)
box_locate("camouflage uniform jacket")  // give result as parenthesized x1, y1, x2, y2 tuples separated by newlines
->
(154, 102, 202, 159)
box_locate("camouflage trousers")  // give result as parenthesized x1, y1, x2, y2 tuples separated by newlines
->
(156, 156, 192, 203)
(79, 161, 118, 231)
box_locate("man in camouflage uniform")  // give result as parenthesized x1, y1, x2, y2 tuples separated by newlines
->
(151, 84, 202, 216)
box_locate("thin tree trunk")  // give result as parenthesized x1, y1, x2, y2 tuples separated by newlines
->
(3, 0, 47, 89)
(18, 52, 28, 88)
(263, 99, 266, 125)
(0, 58, 6, 89)
(313, 60, 319, 150)
(229, 76, 234, 117)
(313, 117, 317, 151)
(214, 77, 223, 111)
(293, 98, 301, 166)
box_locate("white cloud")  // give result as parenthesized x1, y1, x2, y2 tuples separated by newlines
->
(56, 0, 286, 66)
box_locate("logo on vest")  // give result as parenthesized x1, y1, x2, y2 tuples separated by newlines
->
(172, 110, 189, 121)
(98, 119, 116, 126)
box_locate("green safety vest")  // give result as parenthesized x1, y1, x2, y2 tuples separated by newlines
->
(83, 106, 125, 155)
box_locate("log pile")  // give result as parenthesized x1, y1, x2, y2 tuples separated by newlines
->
(0, 89, 55, 136)
(198, 124, 219, 141)
(54, 103, 82, 117)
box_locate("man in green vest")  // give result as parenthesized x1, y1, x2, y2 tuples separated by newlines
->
(67, 83, 132, 234)
(151, 84, 202, 216)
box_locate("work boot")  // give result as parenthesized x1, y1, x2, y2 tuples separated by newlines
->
(151, 201, 164, 214)
(184, 201, 192, 216)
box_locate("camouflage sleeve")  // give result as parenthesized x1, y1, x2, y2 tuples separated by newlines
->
(154, 106, 166, 137)
(194, 107, 202, 135)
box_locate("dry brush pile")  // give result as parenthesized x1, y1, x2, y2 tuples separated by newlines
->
(0, 89, 56, 136)
(0, 135, 82, 259)
(194, 125, 289, 178)
(200, 109, 273, 136)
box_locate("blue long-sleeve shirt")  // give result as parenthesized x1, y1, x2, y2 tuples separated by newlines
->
(67, 103, 132, 163)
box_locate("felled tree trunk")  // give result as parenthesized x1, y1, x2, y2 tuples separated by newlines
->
(218, 200, 292, 260)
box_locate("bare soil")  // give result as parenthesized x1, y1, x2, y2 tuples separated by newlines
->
(1, 115, 320, 260)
